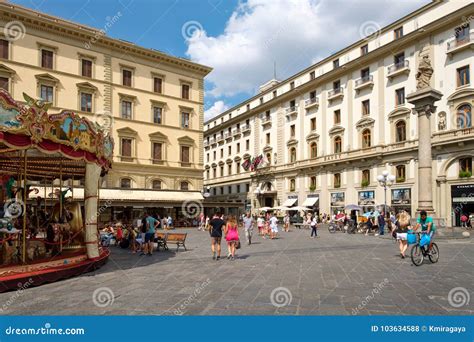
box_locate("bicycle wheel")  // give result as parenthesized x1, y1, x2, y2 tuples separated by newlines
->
(428, 243, 439, 263)
(410, 244, 424, 266)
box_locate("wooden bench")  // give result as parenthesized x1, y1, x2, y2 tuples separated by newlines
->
(154, 232, 168, 251)
(165, 233, 187, 251)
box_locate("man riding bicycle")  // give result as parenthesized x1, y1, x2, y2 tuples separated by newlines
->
(413, 210, 436, 250)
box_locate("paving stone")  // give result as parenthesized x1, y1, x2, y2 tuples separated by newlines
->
(0, 227, 472, 315)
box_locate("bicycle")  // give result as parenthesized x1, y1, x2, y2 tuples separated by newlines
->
(410, 232, 439, 266)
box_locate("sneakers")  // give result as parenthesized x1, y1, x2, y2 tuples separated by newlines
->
(227, 254, 231, 259)
(374, 233, 379, 236)
(212, 252, 216, 260)
(216, 256, 220, 261)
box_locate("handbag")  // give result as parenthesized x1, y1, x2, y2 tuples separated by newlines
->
(407, 230, 416, 245)
(235, 239, 241, 249)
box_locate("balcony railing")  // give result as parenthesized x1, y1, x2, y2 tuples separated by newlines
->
(232, 128, 241, 135)
(224, 132, 232, 139)
(355, 74, 374, 88)
(261, 116, 272, 124)
(387, 60, 409, 77)
(216, 134, 224, 142)
(328, 86, 344, 99)
(209, 138, 215, 144)
(305, 97, 319, 107)
(285, 105, 298, 115)
(447, 32, 474, 51)
(204, 140, 209, 146)
(241, 124, 251, 132)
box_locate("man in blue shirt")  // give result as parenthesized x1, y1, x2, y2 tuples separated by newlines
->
(144, 213, 159, 256)
(414, 210, 436, 250)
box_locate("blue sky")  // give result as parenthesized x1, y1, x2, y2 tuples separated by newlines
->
(10, 0, 429, 120)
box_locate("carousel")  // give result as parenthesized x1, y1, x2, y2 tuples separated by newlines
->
(0, 89, 113, 292)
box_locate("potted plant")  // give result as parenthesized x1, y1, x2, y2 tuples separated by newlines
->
(361, 180, 370, 187)
(309, 185, 316, 192)
(459, 170, 472, 178)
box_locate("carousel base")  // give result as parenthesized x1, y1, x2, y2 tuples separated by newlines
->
(0, 248, 109, 293)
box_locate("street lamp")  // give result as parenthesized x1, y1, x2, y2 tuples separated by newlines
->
(377, 171, 396, 217)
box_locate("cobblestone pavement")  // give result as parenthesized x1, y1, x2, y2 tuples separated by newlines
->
(1, 227, 472, 315)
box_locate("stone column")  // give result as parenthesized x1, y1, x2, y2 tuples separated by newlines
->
(84, 162, 102, 259)
(406, 87, 442, 215)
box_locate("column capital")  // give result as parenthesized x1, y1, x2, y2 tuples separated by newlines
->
(406, 87, 443, 117)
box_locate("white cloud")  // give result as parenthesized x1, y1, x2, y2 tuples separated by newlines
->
(204, 100, 230, 121)
(187, 0, 428, 99)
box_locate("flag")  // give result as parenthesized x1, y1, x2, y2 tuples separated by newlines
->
(242, 159, 251, 171)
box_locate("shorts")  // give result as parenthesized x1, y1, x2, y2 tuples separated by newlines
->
(396, 232, 408, 240)
(211, 236, 222, 244)
(145, 232, 154, 242)
(271, 226, 278, 233)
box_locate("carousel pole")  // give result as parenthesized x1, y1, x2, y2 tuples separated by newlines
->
(59, 161, 63, 215)
(71, 175, 74, 200)
(43, 177, 46, 211)
(59, 161, 63, 252)
(84, 163, 101, 259)
(21, 149, 27, 264)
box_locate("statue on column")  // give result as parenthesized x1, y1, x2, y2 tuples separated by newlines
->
(416, 55, 433, 90)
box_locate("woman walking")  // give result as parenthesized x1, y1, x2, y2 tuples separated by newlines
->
(225, 215, 240, 260)
(396, 211, 411, 258)
(283, 213, 290, 232)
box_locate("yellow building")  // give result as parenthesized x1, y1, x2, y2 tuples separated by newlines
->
(0, 3, 212, 222)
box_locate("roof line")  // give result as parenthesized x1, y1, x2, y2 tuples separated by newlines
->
(204, 0, 440, 124)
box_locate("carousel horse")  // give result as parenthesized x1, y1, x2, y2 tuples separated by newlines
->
(49, 200, 84, 246)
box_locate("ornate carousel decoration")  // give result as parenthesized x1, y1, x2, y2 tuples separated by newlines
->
(0, 89, 114, 292)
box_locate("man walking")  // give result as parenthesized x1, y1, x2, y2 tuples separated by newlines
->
(144, 213, 159, 256)
(209, 212, 225, 260)
(242, 212, 254, 245)
(376, 212, 385, 236)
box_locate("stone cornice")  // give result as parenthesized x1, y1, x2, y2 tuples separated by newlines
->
(0, 3, 212, 77)
(204, 3, 474, 131)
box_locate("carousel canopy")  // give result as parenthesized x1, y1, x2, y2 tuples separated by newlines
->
(0, 90, 113, 177)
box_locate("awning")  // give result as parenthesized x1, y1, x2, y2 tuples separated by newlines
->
(282, 198, 297, 207)
(30, 187, 203, 204)
(302, 197, 319, 207)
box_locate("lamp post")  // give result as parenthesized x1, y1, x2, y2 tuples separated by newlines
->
(377, 171, 396, 217)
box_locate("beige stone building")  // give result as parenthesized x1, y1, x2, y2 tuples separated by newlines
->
(0, 3, 211, 222)
(203, 1, 474, 226)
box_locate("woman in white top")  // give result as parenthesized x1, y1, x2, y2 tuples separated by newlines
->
(269, 214, 279, 239)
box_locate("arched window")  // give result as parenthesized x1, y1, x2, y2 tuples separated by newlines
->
(290, 147, 297, 163)
(457, 104, 472, 129)
(362, 129, 371, 148)
(152, 180, 162, 190)
(264, 182, 272, 191)
(334, 136, 342, 153)
(396, 165, 406, 182)
(180, 181, 189, 191)
(289, 178, 296, 192)
(362, 169, 370, 186)
(396, 120, 406, 142)
(310, 142, 317, 159)
(120, 178, 131, 188)
(334, 173, 341, 188)
(266, 152, 272, 165)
